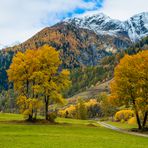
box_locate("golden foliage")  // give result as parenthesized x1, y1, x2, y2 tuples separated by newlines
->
(110, 50, 148, 128)
(58, 105, 76, 118)
(7, 45, 71, 120)
(114, 110, 134, 122)
(85, 99, 98, 108)
(128, 117, 136, 125)
(17, 96, 43, 117)
(110, 51, 148, 106)
(58, 99, 100, 119)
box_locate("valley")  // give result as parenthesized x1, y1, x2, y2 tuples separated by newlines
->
(0, 9, 148, 148)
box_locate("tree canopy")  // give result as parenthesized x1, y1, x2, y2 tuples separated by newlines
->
(110, 50, 148, 129)
(7, 45, 71, 121)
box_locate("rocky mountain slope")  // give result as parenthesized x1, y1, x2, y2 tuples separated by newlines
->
(5, 22, 131, 68)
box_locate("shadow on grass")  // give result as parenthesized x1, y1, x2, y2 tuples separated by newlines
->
(130, 128, 148, 134)
(0, 119, 62, 125)
(0, 119, 99, 128)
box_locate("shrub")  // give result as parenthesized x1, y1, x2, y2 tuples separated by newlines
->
(65, 105, 76, 118)
(58, 105, 76, 118)
(76, 100, 87, 120)
(58, 99, 103, 119)
(114, 109, 134, 122)
(85, 99, 102, 118)
(47, 112, 57, 122)
(58, 110, 65, 118)
(99, 93, 117, 117)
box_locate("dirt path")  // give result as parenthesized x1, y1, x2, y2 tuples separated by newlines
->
(97, 121, 148, 138)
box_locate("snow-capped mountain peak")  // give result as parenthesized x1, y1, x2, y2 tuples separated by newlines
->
(124, 12, 148, 42)
(65, 12, 148, 42)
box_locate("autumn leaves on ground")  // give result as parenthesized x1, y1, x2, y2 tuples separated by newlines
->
(0, 45, 148, 147)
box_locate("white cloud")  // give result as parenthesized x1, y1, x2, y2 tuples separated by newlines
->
(0, 0, 96, 46)
(100, 0, 148, 20)
(79, 0, 148, 20)
(0, 0, 147, 47)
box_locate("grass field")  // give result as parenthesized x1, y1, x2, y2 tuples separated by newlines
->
(0, 113, 147, 148)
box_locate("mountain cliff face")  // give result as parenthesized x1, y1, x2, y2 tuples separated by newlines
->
(125, 12, 148, 42)
(65, 12, 148, 42)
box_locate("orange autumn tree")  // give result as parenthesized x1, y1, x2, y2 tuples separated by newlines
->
(7, 45, 70, 121)
(110, 50, 148, 130)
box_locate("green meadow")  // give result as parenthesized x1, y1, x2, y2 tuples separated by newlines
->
(0, 113, 147, 148)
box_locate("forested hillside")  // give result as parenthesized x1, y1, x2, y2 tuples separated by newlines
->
(0, 36, 148, 98)
(0, 50, 14, 91)
(0, 16, 148, 98)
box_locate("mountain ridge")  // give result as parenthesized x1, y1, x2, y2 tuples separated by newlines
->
(65, 12, 148, 42)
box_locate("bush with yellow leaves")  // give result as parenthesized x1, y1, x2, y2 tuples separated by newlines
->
(85, 99, 102, 118)
(114, 109, 134, 122)
(128, 117, 136, 125)
(58, 99, 101, 119)
(58, 105, 76, 118)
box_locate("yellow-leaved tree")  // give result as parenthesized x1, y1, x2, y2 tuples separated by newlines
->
(7, 45, 71, 121)
(35, 45, 71, 120)
(7, 50, 42, 121)
(110, 50, 148, 129)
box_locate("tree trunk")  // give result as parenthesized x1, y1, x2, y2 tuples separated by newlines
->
(132, 97, 142, 129)
(28, 114, 33, 121)
(26, 79, 29, 98)
(45, 96, 49, 120)
(135, 110, 142, 129)
(34, 109, 37, 120)
(142, 111, 147, 128)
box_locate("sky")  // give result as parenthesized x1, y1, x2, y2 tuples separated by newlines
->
(0, 0, 147, 47)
